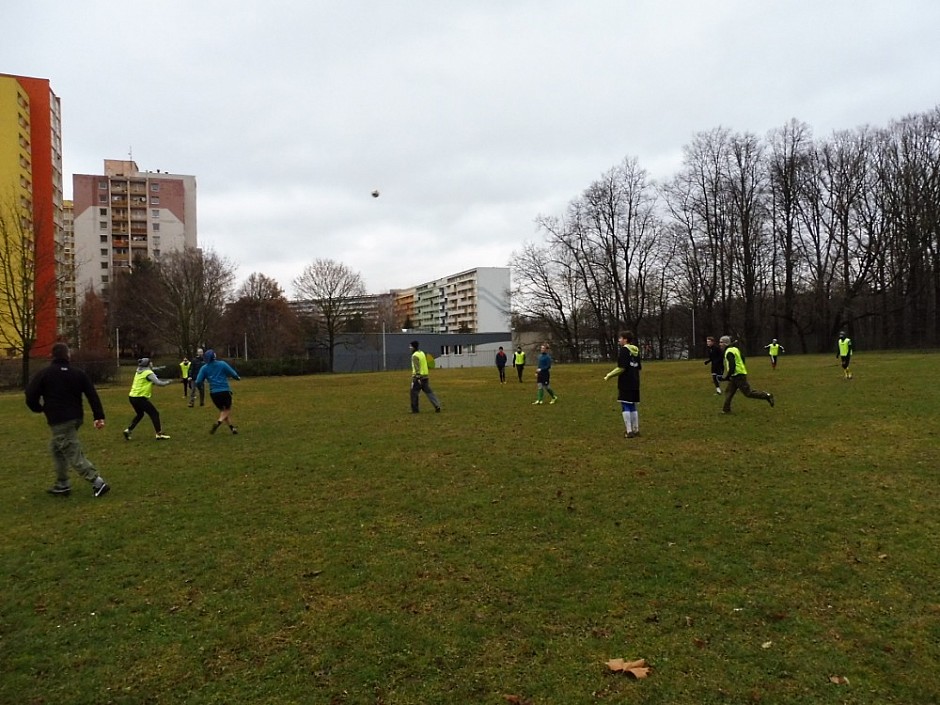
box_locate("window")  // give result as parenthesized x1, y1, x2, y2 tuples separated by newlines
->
(100, 249, 108, 256)
(101, 276, 109, 284)
(100, 235, 108, 243)
(150, 197, 160, 205)
(150, 183, 160, 192)
(152, 223, 160, 232)
(99, 222, 108, 230)
(99, 208, 107, 216)
(98, 195, 107, 204)
(98, 181, 108, 190)
(151, 209, 159, 218)
(100, 262, 109, 269)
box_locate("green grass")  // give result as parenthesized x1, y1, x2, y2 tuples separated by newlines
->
(1, 353, 938, 704)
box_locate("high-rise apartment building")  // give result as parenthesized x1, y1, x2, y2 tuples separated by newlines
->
(400, 267, 510, 333)
(60, 200, 78, 340)
(72, 159, 197, 300)
(0, 73, 63, 356)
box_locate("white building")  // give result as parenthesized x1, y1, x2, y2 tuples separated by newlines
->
(72, 159, 197, 299)
(409, 267, 510, 333)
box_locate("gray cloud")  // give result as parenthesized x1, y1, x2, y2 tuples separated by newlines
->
(6, 0, 939, 292)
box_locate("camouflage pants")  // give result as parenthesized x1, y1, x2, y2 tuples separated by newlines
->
(49, 420, 98, 488)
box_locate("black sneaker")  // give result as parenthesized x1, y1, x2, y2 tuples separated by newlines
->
(47, 485, 71, 497)
(123, 428, 131, 441)
(230, 426, 238, 435)
(210, 422, 221, 434)
(93, 481, 110, 498)
(767, 394, 775, 408)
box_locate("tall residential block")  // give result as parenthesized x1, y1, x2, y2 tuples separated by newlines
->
(403, 267, 510, 333)
(73, 159, 197, 300)
(0, 73, 63, 357)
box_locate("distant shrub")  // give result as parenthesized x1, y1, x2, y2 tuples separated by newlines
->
(218, 357, 329, 377)
(69, 351, 118, 385)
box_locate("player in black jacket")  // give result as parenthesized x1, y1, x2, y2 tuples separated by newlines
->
(704, 336, 724, 394)
(25, 343, 110, 497)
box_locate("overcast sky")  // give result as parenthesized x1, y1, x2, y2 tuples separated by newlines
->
(4, 1, 940, 296)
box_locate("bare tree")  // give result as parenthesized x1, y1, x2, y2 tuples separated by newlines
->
(79, 288, 109, 352)
(767, 119, 814, 350)
(292, 258, 366, 372)
(154, 249, 236, 356)
(221, 273, 302, 358)
(0, 196, 60, 386)
(109, 258, 163, 358)
(509, 239, 588, 361)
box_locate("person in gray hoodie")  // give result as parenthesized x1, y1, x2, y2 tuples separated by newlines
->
(123, 357, 173, 440)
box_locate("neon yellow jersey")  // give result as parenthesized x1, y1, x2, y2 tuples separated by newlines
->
(724, 346, 748, 377)
(180, 361, 191, 377)
(768, 343, 781, 356)
(838, 338, 852, 356)
(129, 369, 155, 398)
(412, 350, 430, 376)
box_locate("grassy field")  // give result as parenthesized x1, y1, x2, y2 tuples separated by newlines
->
(1, 352, 938, 704)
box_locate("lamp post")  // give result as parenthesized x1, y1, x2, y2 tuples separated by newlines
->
(115, 327, 120, 368)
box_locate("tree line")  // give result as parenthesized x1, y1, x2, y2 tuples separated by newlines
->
(511, 107, 940, 361)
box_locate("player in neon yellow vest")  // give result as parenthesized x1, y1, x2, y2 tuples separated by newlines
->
(410, 340, 441, 413)
(179, 357, 191, 397)
(836, 331, 854, 379)
(763, 339, 785, 370)
(719, 336, 774, 414)
(123, 358, 173, 440)
(512, 346, 526, 383)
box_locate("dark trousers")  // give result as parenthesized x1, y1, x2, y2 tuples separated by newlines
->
(515, 364, 524, 382)
(410, 377, 440, 412)
(722, 375, 770, 412)
(128, 396, 161, 433)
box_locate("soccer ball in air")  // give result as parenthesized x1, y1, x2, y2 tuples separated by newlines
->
(371, 189, 380, 198)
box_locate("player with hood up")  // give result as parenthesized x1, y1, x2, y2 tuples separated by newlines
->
(195, 349, 242, 434)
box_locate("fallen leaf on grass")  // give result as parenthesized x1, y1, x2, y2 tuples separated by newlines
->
(605, 658, 651, 678)
(502, 695, 533, 704)
(829, 675, 850, 685)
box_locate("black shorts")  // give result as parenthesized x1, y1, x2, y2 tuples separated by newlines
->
(210, 391, 233, 410)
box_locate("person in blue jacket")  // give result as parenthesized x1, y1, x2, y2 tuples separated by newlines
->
(194, 349, 241, 435)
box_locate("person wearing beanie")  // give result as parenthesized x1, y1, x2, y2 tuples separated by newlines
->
(719, 336, 774, 413)
(194, 349, 242, 434)
(24, 342, 111, 497)
(409, 340, 441, 413)
(123, 357, 173, 440)
(604, 330, 642, 438)
(512, 346, 526, 382)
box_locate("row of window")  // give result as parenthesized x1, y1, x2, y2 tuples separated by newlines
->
(98, 207, 160, 218)
(99, 181, 161, 191)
